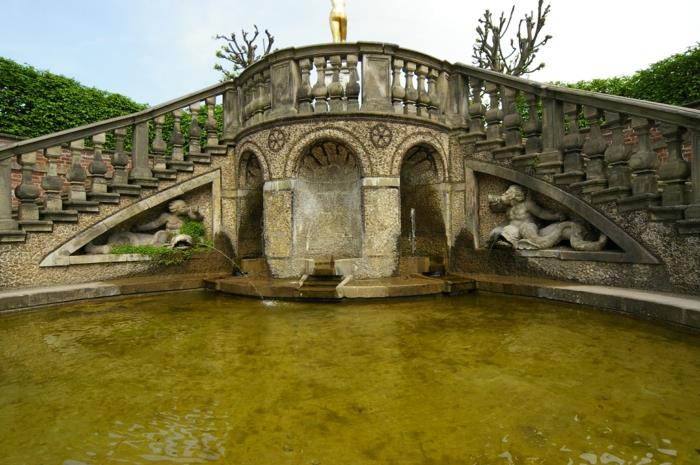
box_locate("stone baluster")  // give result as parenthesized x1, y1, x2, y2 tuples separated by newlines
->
(592, 112, 631, 204)
(88, 133, 119, 203)
(535, 97, 564, 177)
(513, 92, 541, 172)
(327, 55, 344, 112)
(15, 150, 51, 231)
(262, 69, 272, 118)
(298, 59, 314, 114)
(649, 125, 690, 221)
(618, 117, 660, 211)
(41, 146, 79, 220)
(188, 102, 208, 164)
(312, 56, 328, 113)
(476, 82, 504, 153)
(151, 115, 174, 180)
(0, 156, 25, 242)
(345, 54, 360, 112)
(169, 109, 194, 172)
(554, 103, 585, 188)
(130, 122, 158, 188)
(494, 87, 523, 161)
(679, 130, 700, 233)
(469, 77, 486, 137)
(64, 139, 98, 212)
(391, 59, 405, 114)
(416, 65, 429, 118)
(205, 96, 225, 155)
(573, 106, 608, 195)
(109, 128, 140, 196)
(403, 61, 418, 115)
(427, 69, 440, 120)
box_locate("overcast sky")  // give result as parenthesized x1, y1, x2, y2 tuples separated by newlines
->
(1, 0, 698, 105)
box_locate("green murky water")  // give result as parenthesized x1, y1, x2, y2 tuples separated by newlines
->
(0, 292, 698, 465)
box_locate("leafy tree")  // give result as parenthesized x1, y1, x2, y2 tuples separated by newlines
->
(214, 25, 275, 80)
(472, 0, 552, 76)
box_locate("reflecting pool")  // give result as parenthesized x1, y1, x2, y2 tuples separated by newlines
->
(0, 292, 698, 464)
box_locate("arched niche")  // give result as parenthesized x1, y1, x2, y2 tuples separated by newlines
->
(237, 151, 264, 258)
(293, 140, 362, 260)
(400, 144, 447, 265)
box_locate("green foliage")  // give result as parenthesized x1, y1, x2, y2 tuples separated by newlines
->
(0, 57, 146, 138)
(110, 217, 208, 266)
(110, 244, 193, 266)
(179, 217, 206, 243)
(555, 43, 700, 106)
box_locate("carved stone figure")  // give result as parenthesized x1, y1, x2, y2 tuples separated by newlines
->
(330, 0, 347, 43)
(85, 199, 203, 254)
(487, 185, 607, 251)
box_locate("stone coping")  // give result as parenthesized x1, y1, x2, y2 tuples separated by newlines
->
(0, 273, 698, 331)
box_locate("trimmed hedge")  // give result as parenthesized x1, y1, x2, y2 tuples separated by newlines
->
(0, 57, 146, 138)
(556, 43, 700, 106)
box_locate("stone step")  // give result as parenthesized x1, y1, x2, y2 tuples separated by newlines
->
(41, 209, 79, 222)
(62, 200, 100, 213)
(88, 192, 121, 204)
(167, 160, 195, 172)
(0, 229, 27, 243)
(19, 220, 53, 233)
(109, 183, 142, 197)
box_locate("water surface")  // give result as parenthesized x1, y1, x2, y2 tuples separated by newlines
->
(0, 292, 698, 464)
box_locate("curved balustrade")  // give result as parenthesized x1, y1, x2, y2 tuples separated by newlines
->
(1, 42, 700, 242)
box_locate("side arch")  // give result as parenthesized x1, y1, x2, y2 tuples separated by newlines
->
(466, 160, 660, 264)
(235, 140, 271, 183)
(283, 126, 373, 178)
(390, 131, 448, 181)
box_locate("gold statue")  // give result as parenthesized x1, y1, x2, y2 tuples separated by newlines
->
(330, 0, 347, 43)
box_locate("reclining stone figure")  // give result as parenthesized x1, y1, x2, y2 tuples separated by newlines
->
(85, 199, 203, 254)
(487, 185, 607, 251)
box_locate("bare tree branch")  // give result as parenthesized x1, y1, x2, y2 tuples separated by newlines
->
(472, 0, 552, 76)
(213, 25, 276, 80)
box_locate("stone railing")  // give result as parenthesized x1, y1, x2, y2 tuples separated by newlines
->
(0, 82, 237, 242)
(2, 42, 700, 243)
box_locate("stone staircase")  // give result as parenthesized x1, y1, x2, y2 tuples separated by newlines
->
(298, 259, 344, 300)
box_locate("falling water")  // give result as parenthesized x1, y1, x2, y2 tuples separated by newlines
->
(410, 208, 416, 256)
(199, 243, 267, 302)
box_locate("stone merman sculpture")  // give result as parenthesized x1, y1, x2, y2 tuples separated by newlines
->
(85, 199, 203, 254)
(487, 185, 607, 251)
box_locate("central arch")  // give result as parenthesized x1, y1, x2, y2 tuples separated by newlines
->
(237, 151, 265, 258)
(293, 140, 363, 260)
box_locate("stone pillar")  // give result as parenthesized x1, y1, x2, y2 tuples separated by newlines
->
(446, 72, 467, 128)
(554, 103, 585, 188)
(536, 97, 564, 177)
(572, 106, 608, 195)
(150, 116, 176, 180)
(476, 82, 504, 152)
(222, 88, 241, 143)
(361, 177, 401, 278)
(205, 97, 226, 155)
(678, 129, 700, 234)
(361, 54, 392, 112)
(416, 65, 429, 118)
(15, 152, 41, 220)
(493, 87, 524, 160)
(0, 156, 25, 242)
(263, 179, 297, 277)
(513, 93, 542, 172)
(130, 122, 158, 187)
(403, 61, 418, 115)
(187, 103, 210, 164)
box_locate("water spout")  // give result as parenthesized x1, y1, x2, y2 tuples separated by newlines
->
(410, 208, 416, 256)
(199, 243, 267, 302)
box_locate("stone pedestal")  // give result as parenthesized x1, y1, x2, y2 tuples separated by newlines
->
(263, 179, 296, 277)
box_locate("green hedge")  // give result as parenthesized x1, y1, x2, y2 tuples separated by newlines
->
(556, 43, 700, 106)
(0, 57, 146, 138)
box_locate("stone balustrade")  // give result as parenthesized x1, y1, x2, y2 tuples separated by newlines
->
(1, 42, 700, 243)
